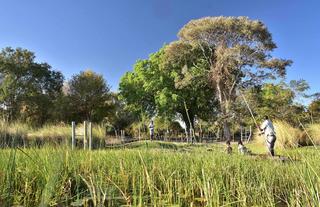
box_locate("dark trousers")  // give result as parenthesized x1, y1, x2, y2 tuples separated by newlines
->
(266, 135, 276, 156)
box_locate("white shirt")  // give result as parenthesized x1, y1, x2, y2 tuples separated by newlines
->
(260, 119, 275, 136)
(238, 144, 248, 154)
(149, 122, 154, 133)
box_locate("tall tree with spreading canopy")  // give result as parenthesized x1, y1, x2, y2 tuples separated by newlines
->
(119, 48, 217, 135)
(67, 70, 111, 122)
(167, 16, 292, 141)
(0, 47, 64, 124)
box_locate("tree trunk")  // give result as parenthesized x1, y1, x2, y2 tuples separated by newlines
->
(181, 112, 195, 143)
(223, 120, 231, 141)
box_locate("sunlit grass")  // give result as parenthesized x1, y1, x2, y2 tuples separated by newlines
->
(0, 121, 114, 147)
(307, 123, 320, 145)
(0, 141, 319, 206)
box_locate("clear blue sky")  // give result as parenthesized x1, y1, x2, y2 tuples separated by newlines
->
(0, 0, 319, 95)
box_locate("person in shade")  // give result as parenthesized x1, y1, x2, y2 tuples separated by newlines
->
(259, 116, 277, 156)
(149, 120, 154, 140)
(237, 140, 251, 155)
(225, 140, 233, 154)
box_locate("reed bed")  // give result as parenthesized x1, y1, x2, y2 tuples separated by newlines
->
(306, 123, 320, 145)
(0, 121, 113, 148)
(0, 142, 319, 206)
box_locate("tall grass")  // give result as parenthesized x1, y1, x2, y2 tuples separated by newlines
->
(0, 121, 31, 147)
(0, 121, 118, 148)
(0, 142, 319, 206)
(254, 120, 308, 149)
(306, 123, 320, 145)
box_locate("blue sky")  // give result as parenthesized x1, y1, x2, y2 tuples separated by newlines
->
(0, 0, 319, 95)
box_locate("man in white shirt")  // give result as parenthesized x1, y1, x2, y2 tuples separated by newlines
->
(149, 120, 154, 140)
(259, 116, 276, 156)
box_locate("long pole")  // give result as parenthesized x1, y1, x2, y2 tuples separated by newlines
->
(239, 91, 260, 143)
(71, 122, 76, 150)
(84, 121, 87, 150)
(89, 122, 92, 150)
(240, 91, 259, 128)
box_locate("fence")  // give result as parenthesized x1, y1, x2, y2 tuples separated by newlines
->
(240, 126, 252, 143)
(71, 121, 92, 150)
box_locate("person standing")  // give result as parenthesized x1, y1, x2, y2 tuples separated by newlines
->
(259, 116, 277, 156)
(149, 120, 154, 140)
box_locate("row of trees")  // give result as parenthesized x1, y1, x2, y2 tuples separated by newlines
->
(119, 16, 320, 140)
(0, 48, 113, 125)
(0, 16, 319, 140)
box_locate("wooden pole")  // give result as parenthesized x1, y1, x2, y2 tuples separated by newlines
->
(72, 121, 76, 150)
(246, 126, 252, 144)
(240, 91, 259, 130)
(138, 125, 141, 141)
(240, 126, 243, 142)
(89, 122, 92, 150)
(84, 121, 87, 150)
(244, 128, 247, 141)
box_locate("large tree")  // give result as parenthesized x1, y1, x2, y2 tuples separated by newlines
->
(119, 48, 217, 135)
(167, 16, 292, 141)
(104, 93, 136, 137)
(0, 47, 64, 124)
(67, 70, 111, 122)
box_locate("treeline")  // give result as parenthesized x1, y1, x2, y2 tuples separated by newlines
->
(0, 47, 142, 136)
(0, 48, 113, 125)
(0, 16, 319, 140)
(118, 16, 320, 140)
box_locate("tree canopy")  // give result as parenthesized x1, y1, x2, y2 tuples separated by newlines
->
(119, 48, 217, 133)
(0, 16, 318, 139)
(165, 16, 292, 141)
(66, 70, 111, 122)
(0, 47, 63, 125)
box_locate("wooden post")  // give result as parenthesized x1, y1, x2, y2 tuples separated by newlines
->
(244, 128, 247, 141)
(89, 122, 92, 150)
(138, 125, 141, 140)
(240, 126, 243, 142)
(84, 121, 87, 150)
(248, 126, 252, 142)
(72, 121, 76, 150)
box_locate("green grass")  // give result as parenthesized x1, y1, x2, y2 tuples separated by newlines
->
(0, 121, 119, 148)
(0, 141, 319, 206)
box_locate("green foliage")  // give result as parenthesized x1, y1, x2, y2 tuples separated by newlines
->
(67, 70, 111, 122)
(308, 99, 320, 123)
(234, 82, 312, 128)
(119, 47, 217, 131)
(0, 47, 64, 125)
(169, 16, 292, 140)
(104, 93, 136, 135)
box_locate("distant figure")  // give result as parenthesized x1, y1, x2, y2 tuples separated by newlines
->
(238, 140, 251, 155)
(259, 116, 277, 156)
(149, 120, 154, 140)
(226, 140, 232, 154)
